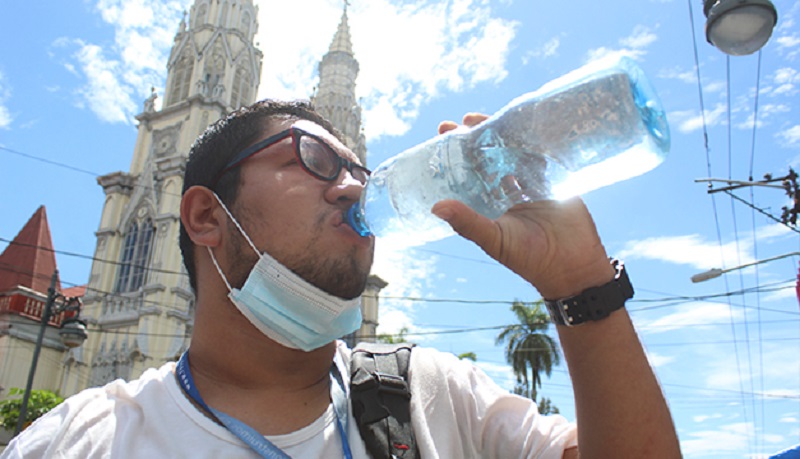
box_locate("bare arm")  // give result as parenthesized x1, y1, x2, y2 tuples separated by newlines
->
(434, 115, 681, 458)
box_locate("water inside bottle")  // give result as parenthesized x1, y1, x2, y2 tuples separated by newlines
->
(359, 58, 669, 245)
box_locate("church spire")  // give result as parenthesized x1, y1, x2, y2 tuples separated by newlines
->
(312, 1, 367, 165)
(329, 3, 354, 55)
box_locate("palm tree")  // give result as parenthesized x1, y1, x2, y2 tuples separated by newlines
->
(496, 301, 561, 402)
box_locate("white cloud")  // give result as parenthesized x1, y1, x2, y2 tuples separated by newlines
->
(58, 0, 187, 123)
(635, 302, 740, 334)
(0, 71, 13, 129)
(72, 42, 137, 123)
(681, 422, 759, 456)
(735, 103, 791, 130)
(658, 66, 697, 84)
(768, 67, 800, 97)
(778, 124, 800, 146)
(668, 103, 727, 133)
(255, 0, 518, 142)
(525, 36, 561, 63)
(776, 1, 800, 60)
(65, 0, 517, 135)
(585, 25, 658, 62)
(645, 350, 675, 367)
(371, 242, 440, 340)
(474, 360, 516, 387)
(618, 233, 754, 270)
(693, 413, 723, 423)
(755, 223, 795, 242)
(780, 415, 799, 424)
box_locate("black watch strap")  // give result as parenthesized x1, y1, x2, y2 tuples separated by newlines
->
(544, 259, 634, 327)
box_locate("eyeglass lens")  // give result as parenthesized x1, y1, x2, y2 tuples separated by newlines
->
(296, 133, 369, 184)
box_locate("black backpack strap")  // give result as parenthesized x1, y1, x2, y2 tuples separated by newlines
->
(350, 342, 418, 459)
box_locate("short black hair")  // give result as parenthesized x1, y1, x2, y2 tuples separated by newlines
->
(179, 99, 341, 292)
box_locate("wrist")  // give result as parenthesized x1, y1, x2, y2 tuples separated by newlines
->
(535, 255, 616, 300)
(544, 259, 633, 327)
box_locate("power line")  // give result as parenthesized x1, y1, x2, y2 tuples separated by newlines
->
(0, 237, 187, 277)
(0, 145, 183, 199)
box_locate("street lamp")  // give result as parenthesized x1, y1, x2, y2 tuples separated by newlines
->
(14, 270, 87, 436)
(691, 252, 800, 283)
(704, 0, 778, 56)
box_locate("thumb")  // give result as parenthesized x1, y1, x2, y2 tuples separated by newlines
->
(431, 200, 500, 253)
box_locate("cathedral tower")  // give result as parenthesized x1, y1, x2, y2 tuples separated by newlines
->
(312, 4, 367, 165)
(63, 0, 263, 393)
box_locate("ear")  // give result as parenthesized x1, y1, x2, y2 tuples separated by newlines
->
(180, 186, 225, 248)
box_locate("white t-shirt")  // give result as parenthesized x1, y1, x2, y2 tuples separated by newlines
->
(2, 342, 576, 458)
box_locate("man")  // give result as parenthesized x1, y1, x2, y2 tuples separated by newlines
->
(3, 100, 681, 458)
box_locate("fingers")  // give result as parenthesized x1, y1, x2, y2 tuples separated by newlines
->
(431, 200, 500, 256)
(438, 120, 458, 135)
(438, 113, 489, 135)
(463, 113, 489, 127)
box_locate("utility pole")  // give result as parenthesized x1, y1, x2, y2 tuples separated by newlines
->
(15, 271, 58, 435)
(696, 168, 800, 228)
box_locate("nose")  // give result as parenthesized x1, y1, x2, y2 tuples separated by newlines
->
(324, 168, 364, 207)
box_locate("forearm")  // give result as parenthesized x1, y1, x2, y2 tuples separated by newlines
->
(557, 309, 681, 458)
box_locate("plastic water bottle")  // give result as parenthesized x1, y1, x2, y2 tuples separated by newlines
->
(346, 56, 670, 245)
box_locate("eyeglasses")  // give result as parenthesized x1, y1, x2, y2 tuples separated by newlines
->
(216, 127, 370, 185)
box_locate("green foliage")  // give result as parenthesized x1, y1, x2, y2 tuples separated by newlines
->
(497, 301, 561, 412)
(376, 326, 409, 344)
(457, 352, 477, 361)
(0, 388, 64, 430)
(537, 397, 560, 415)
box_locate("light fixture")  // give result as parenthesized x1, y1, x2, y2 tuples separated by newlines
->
(704, 0, 778, 56)
(691, 252, 800, 283)
(59, 318, 89, 348)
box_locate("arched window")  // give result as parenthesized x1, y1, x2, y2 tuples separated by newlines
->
(230, 65, 251, 109)
(194, 3, 208, 28)
(240, 11, 251, 35)
(115, 218, 155, 293)
(168, 50, 194, 106)
(203, 42, 226, 100)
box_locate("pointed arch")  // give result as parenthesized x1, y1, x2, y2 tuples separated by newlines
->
(114, 216, 155, 293)
(194, 2, 209, 28)
(167, 47, 195, 106)
(203, 38, 227, 99)
(230, 63, 252, 109)
(240, 10, 252, 36)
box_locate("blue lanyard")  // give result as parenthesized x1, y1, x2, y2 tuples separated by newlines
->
(176, 352, 353, 459)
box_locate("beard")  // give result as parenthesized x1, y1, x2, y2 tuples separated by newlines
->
(225, 214, 373, 300)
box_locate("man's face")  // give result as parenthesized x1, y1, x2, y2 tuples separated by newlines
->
(223, 118, 375, 299)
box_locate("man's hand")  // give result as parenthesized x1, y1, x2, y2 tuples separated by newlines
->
(432, 113, 614, 299)
(436, 114, 681, 459)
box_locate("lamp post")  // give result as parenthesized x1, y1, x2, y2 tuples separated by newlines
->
(703, 0, 778, 56)
(14, 270, 87, 436)
(691, 252, 800, 283)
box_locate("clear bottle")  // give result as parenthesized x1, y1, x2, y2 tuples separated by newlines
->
(346, 56, 670, 245)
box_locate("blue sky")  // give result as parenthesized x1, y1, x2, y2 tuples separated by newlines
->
(1, 0, 799, 457)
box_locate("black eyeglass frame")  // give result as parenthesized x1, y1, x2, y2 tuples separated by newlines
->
(214, 127, 370, 186)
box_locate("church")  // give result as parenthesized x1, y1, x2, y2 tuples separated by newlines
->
(3, 0, 385, 401)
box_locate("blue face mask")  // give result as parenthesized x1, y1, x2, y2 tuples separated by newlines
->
(207, 194, 363, 352)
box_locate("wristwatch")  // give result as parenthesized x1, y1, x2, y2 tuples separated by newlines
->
(544, 259, 634, 327)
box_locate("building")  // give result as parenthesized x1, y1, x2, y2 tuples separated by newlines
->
(59, 0, 384, 396)
(0, 206, 86, 435)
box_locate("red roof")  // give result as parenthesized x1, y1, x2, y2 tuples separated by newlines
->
(62, 285, 87, 298)
(0, 206, 61, 294)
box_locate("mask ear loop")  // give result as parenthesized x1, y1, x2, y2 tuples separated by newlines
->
(210, 191, 261, 257)
(207, 246, 234, 293)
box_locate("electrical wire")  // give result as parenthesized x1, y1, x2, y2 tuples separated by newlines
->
(0, 145, 184, 199)
(727, 55, 758, 448)
(687, 2, 750, 448)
